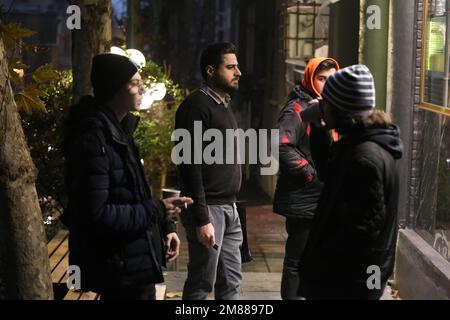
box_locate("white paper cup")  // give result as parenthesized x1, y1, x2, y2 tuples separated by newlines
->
(162, 188, 181, 199)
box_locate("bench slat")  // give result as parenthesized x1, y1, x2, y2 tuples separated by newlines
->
(49, 228, 166, 300)
(47, 229, 69, 257)
(79, 291, 99, 300)
(52, 251, 69, 283)
(48, 238, 69, 272)
(63, 289, 82, 300)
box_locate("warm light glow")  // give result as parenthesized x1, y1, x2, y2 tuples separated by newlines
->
(150, 82, 167, 101)
(13, 68, 24, 78)
(139, 82, 167, 110)
(110, 46, 126, 56)
(126, 49, 146, 68)
(140, 90, 154, 110)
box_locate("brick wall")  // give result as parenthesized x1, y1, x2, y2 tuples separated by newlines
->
(410, 0, 423, 227)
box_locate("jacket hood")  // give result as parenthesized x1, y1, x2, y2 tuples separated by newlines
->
(287, 84, 315, 104)
(302, 57, 340, 98)
(62, 95, 139, 156)
(352, 124, 404, 160)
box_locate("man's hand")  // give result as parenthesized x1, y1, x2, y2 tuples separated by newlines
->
(196, 223, 215, 248)
(162, 196, 193, 218)
(165, 232, 180, 262)
(301, 98, 326, 128)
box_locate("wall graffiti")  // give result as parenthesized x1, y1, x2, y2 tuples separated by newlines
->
(433, 230, 450, 262)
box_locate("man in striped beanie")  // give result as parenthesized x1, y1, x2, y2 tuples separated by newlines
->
(321, 64, 376, 131)
(299, 64, 403, 300)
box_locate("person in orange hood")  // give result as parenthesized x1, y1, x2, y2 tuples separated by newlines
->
(273, 57, 339, 300)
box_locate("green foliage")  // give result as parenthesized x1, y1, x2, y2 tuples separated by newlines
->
(32, 64, 61, 84)
(140, 60, 185, 104)
(20, 70, 73, 220)
(1, 22, 58, 114)
(14, 84, 49, 114)
(0, 22, 37, 52)
(134, 60, 185, 196)
(2, 21, 65, 238)
(141, 60, 166, 82)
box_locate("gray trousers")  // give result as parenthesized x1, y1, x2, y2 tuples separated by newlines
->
(181, 203, 243, 300)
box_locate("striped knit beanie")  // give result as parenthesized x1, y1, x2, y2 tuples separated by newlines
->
(322, 64, 376, 113)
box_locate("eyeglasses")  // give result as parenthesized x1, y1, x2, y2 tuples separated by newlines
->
(129, 79, 146, 93)
(129, 79, 144, 88)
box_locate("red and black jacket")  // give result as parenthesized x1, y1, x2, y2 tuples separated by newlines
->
(273, 85, 333, 219)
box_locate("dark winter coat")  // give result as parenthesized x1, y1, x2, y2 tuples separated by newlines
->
(273, 85, 333, 219)
(62, 96, 175, 293)
(299, 125, 403, 300)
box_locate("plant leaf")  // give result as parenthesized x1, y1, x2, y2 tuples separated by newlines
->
(32, 64, 59, 84)
(14, 85, 49, 114)
(2, 23, 36, 39)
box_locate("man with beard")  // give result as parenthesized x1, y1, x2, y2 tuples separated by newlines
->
(175, 42, 243, 300)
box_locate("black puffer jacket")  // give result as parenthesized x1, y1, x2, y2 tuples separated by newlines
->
(299, 125, 403, 300)
(62, 96, 175, 293)
(273, 85, 333, 219)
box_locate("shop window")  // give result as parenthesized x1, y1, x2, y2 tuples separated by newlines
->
(415, 113, 450, 263)
(417, 0, 450, 263)
(282, 1, 329, 63)
(420, 0, 450, 112)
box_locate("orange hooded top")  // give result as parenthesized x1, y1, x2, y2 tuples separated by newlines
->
(301, 57, 340, 141)
(302, 57, 340, 98)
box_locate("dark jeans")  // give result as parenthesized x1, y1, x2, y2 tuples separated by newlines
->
(281, 218, 312, 300)
(100, 283, 156, 300)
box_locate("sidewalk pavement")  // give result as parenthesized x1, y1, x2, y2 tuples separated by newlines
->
(164, 204, 398, 300)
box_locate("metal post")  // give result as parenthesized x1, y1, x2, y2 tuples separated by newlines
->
(443, 0, 450, 108)
(391, 0, 415, 227)
(360, 0, 390, 111)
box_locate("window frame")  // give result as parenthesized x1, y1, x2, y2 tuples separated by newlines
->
(282, 1, 329, 63)
(420, 0, 450, 116)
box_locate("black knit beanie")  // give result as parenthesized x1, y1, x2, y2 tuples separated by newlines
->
(322, 64, 376, 114)
(90, 53, 139, 103)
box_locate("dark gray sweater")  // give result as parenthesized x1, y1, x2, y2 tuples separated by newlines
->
(175, 88, 241, 226)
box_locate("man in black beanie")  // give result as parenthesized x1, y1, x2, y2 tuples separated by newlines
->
(299, 65, 403, 300)
(62, 53, 192, 299)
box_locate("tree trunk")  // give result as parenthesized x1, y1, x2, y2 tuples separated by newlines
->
(129, 0, 144, 51)
(70, 0, 112, 103)
(0, 38, 53, 299)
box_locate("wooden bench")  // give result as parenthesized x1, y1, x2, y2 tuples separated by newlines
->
(47, 229, 166, 300)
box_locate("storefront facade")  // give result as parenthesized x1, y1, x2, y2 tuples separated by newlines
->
(239, 0, 450, 298)
(294, 0, 450, 299)
(391, 0, 450, 299)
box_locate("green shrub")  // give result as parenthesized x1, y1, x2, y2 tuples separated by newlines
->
(135, 61, 185, 197)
